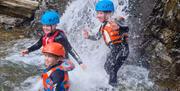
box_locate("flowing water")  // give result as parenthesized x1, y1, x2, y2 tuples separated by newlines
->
(3, 0, 155, 91)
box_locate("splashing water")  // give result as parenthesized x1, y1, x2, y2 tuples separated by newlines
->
(5, 0, 154, 91)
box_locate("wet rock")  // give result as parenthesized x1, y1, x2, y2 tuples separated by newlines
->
(0, 0, 39, 18)
(128, 0, 156, 67)
(0, 60, 39, 90)
(140, 0, 180, 90)
(0, 1, 71, 90)
(129, 0, 180, 90)
(177, 12, 180, 22)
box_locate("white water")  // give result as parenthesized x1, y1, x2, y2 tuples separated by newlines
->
(5, 0, 154, 91)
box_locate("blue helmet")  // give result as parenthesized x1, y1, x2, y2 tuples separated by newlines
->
(95, 0, 114, 12)
(40, 10, 60, 25)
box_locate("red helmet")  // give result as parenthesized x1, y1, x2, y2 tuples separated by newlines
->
(42, 42, 65, 57)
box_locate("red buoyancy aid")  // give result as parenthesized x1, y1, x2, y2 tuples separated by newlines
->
(42, 30, 65, 46)
(100, 22, 128, 45)
(42, 65, 70, 91)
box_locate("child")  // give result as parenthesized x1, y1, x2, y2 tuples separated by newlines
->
(83, 0, 129, 87)
(21, 9, 86, 69)
(42, 42, 74, 91)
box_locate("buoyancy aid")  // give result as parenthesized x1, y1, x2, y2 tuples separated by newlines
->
(42, 30, 65, 46)
(42, 65, 70, 91)
(100, 21, 128, 46)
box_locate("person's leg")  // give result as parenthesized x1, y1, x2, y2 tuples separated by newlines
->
(104, 48, 119, 87)
(113, 57, 124, 75)
(109, 70, 118, 87)
(104, 52, 113, 75)
(113, 51, 127, 76)
(108, 45, 129, 87)
(108, 55, 123, 87)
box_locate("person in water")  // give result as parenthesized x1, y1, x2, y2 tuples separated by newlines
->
(83, 0, 129, 87)
(21, 9, 86, 69)
(41, 42, 74, 91)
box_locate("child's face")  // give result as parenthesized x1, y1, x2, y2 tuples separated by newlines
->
(42, 25, 56, 34)
(96, 11, 111, 23)
(44, 53, 59, 68)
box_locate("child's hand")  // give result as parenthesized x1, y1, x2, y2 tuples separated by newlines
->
(82, 30, 89, 39)
(20, 49, 29, 56)
(82, 27, 91, 39)
(80, 63, 87, 70)
(59, 59, 75, 71)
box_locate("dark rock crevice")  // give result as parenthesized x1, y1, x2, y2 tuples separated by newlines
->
(139, 0, 180, 90)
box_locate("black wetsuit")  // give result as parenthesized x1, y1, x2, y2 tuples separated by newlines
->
(28, 30, 83, 64)
(88, 21, 129, 87)
(43, 62, 68, 91)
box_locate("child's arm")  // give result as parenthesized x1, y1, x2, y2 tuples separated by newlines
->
(114, 17, 129, 33)
(20, 37, 42, 56)
(60, 59, 75, 71)
(82, 27, 102, 41)
(88, 31, 102, 40)
(50, 70, 65, 91)
(55, 32, 85, 67)
(27, 37, 43, 53)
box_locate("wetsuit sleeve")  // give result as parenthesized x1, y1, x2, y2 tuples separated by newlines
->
(50, 70, 64, 91)
(60, 59, 75, 71)
(55, 32, 83, 65)
(115, 19, 129, 43)
(27, 37, 43, 53)
(115, 18, 129, 33)
(88, 31, 102, 40)
(68, 48, 83, 64)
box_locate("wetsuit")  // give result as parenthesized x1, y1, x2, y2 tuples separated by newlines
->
(88, 20, 129, 86)
(42, 62, 70, 91)
(27, 30, 83, 65)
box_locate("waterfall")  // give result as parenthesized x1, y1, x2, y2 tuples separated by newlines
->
(4, 0, 154, 91)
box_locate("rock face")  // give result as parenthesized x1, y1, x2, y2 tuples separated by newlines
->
(0, 60, 39, 91)
(129, 0, 179, 90)
(128, 0, 156, 67)
(0, 0, 39, 18)
(141, 0, 180, 90)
